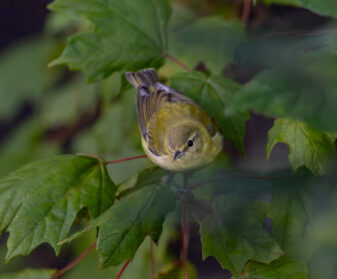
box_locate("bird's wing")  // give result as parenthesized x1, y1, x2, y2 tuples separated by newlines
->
(136, 82, 196, 141)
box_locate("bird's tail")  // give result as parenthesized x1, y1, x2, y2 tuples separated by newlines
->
(125, 68, 158, 89)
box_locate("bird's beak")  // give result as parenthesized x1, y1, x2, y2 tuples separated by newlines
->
(173, 150, 183, 161)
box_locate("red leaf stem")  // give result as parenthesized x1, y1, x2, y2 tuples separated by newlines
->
(105, 155, 147, 165)
(165, 54, 191, 72)
(115, 260, 131, 279)
(51, 241, 97, 279)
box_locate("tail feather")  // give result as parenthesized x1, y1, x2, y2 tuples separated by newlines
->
(125, 68, 158, 88)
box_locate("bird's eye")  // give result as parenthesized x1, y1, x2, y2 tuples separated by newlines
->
(187, 140, 194, 147)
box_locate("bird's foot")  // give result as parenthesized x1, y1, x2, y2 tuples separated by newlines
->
(164, 170, 191, 199)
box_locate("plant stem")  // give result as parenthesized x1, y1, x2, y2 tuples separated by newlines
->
(181, 201, 189, 279)
(189, 174, 287, 190)
(261, 29, 334, 39)
(150, 240, 155, 279)
(165, 54, 191, 72)
(105, 155, 147, 165)
(181, 173, 190, 279)
(116, 260, 131, 279)
(242, 0, 251, 24)
(51, 241, 97, 279)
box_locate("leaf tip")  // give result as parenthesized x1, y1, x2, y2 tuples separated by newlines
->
(48, 58, 61, 68)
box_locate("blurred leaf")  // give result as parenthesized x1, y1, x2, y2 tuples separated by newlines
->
(233, 255, 309, 279)
(99, 72, 124, 105)
(226, 48, 337, 131)
(267, 178, 312, 255)
(0, 118, 60, 178)
(72, 88, 139, 155)
(41, 76, 98, 127)
(170, 71, 249, 155)
(262, 0, 337, 18)
(298, 173, 337, 256)
(309, 246, 337, 279)
(0, 155, 116, 260)
(267, 118, 336, 175)
(200, 194, 283, 276)
(168, 17, 247, 74)
(71, 89, 151, 183)
(156, 261, 197, 279)
(60, 184, 175, 268)
(0, 269, 56, 279)
(0, 38, 58, 120)
(49, 0, 171, 82)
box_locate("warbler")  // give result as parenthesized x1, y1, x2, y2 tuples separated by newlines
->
(125, 69, 223, 172)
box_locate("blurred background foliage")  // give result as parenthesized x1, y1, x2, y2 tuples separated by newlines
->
(0, 0, 337, 278)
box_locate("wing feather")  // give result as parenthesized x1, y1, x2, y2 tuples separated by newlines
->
(136, 82, 196, 139)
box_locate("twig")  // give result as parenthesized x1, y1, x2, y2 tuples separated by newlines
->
(150, 240, 155, 279)
(51, 241, 97, 279)
(189, 174, 286, 190)
(116, 260, 131, 279)
(181, 201, 189, 279)
(165, 54, 191, 72)
(189, 178, 220, 190)
(181, 173, 190, 279)
(260, 29, 335, 39)
(242, 0, 251, 24)
(105, 155, 147, 165)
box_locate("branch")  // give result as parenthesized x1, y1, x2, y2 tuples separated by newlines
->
(116, 260, 131, 279)
(242, 0, 251, 24)
(105, 155, 147, 165)
(150, 240, 155, 279)
(181, 173, 190, 279)
(165, 54, 191, 72)
(189, 174, 287, 190)
(51, 241, 97, 279)
(261, 28, 334, 39)
(181, 201, 189, 279)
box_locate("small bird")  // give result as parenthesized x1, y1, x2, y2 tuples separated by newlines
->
(125, 68, 223, 172)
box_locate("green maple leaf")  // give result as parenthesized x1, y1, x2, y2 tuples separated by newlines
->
(60, 181, 176, 268)
(200, 194, 283, 276)
(268, 180, 312, 254)
(0, 155, 116, 261)
(170, 71, 250, 155)
(267, 118, 336, 175)
(233, 256, 309, 279)
(49, 0, 171, 82)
